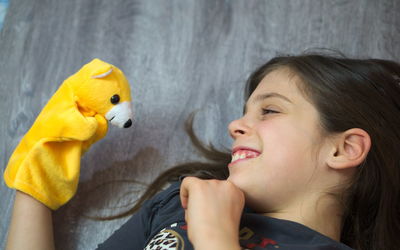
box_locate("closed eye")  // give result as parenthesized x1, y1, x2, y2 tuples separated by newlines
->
(262, 109, 280, 115)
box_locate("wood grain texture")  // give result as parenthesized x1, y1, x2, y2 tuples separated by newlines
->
(1, 0, 399, 249)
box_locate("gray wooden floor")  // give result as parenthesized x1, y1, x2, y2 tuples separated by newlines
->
(1, 0, 399, 249)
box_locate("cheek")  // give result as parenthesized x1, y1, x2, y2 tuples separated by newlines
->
(260, 122, 307, 158)
(257, 121, 316, 178)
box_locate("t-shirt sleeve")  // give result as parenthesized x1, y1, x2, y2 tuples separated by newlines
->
(95, 198, 153, 250)
(95, 182, 181, 250)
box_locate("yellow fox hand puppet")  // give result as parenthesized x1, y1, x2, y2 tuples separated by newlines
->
(4, 58, 133, 210)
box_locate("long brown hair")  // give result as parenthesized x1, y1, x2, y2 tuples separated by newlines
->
(88, 51, 400, 250)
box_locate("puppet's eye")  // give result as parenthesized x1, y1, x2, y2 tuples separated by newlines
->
(110, 94, 120, 104)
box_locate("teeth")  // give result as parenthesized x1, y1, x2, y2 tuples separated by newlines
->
(230, 150, 260, 163)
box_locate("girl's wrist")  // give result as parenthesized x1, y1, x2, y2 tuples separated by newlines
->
(194, 239, 241, 250)
(6, 191, 55, 250)
(191, 228, 241, 250)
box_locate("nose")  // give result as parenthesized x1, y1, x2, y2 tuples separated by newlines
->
(123, 119, 132, 128)
(228, 118, 248, 139)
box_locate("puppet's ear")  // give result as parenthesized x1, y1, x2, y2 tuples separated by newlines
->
(89, 58, 113, 78)
(91, 66, 113, 78)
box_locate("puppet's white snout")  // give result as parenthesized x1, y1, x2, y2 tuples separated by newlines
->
(105, 101, 134, 128)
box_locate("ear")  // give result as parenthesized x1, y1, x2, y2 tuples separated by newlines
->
(92, 66, 113, 79)
(326, 128, 371, 170)
(89, 58, 113, 78)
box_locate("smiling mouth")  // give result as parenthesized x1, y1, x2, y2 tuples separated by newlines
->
(229, 150, 260, 167)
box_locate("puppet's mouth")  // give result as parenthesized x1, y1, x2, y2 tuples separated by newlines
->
(105, 101, 134, 128)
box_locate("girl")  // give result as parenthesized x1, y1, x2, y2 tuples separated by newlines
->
(6, 52, 400, 250)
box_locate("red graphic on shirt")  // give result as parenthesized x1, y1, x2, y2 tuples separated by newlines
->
(239, 227, 279, 249)
(246, 238, 278, 248)
(179, 223, 278, 249)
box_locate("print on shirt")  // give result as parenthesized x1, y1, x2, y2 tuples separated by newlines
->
(144, 223, 185, 250)
(239, 227, 280, 249)
(145, 223, 280, 249)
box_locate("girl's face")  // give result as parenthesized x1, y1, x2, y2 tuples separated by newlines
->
(228, 67, 328, 213)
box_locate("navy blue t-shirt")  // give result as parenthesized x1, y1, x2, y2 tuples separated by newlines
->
(96, 181, 353, 249)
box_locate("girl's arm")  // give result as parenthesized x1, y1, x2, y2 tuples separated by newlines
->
(6, 191, 55, 250)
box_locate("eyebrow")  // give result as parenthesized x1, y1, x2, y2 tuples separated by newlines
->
(243, 92, 293, 114)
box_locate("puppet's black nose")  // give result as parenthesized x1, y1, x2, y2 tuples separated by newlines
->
(123, 119, 132, 128)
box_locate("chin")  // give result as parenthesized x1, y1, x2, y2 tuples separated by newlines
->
(227, 174, 247, 190)
(227, 176, 257, 208)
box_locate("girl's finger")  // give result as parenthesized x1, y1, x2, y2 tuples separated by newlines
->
(179, 176, 195, 210)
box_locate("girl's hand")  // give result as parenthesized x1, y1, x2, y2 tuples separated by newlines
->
(180, 177, 245, 250)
